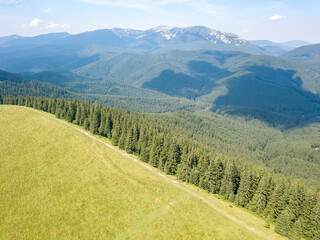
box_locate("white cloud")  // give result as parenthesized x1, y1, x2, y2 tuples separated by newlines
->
(44, 7, 52, 13)
(29, 18, 42, 27)
(269, 15, 283, 21)
(242, 29, 249, 33)
(61, 23, 70, 28)
(46, 23, 70, 29)
(47, 23, 60, 29)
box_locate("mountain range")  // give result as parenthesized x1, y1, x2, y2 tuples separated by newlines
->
(0, 26, 263, 54)
(0, 26, 319, 127)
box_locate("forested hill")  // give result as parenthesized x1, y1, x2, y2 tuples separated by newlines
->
(0, 69, 74, 99)
(282, 44, 320, 61)
(1, 96, 319, 239)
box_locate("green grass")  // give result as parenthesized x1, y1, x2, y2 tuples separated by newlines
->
(0, 106, 285, 240)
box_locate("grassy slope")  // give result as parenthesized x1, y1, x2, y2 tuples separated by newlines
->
(0, 106, 284, 240)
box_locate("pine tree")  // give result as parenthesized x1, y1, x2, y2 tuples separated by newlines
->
(302, 191, 318, 239)
(98, 110, 106, 136)
(149, 136, 161, 168)
(177, 153, 196, 182)
(248, 174, 274, 213)
(66, 99, 76, 123)
(139, 141, 150, 163)
(310, 202, 320, 240)
(264, 180, 288, 219)
(90, 105, 101, 134)
(83, 118, 90, 130)
(209, 156, 224, 194)
(105, 113, 113, 138)
(275, 209, 293, 237)
(236, 169, 255, 207)
(125, 127, 135, 154)
(165, 141, 181, 175)
(158, 138, 170, 171)
(111, 124, 121, 146)
(219, 161, 240, 199)
(288, 184, 306, 221)
(118, 128, 127, 150)
(74, 101, 81, 124)
(289, 218, 303, 240)
(189, 168, 200, 186)
(197, 154, 210, 174)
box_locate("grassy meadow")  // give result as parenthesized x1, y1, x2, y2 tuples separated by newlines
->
(0, 105, 285, 240)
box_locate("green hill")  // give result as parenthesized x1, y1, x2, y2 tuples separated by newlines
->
(282, 44, 320, 61)
(0, 105, 284, 240)
(0, 69, 74, 99)
(0, 69, 204, 113)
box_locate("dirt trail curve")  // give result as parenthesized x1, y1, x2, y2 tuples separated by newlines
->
(35, 109, 277, 240)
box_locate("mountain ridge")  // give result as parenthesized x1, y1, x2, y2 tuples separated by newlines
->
(0, 26, 265, 55)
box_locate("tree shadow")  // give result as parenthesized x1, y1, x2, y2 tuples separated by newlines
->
(213, 66, 320, 128)
(142, 61, 232, 100)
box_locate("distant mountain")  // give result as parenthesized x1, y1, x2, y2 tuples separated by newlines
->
(0, 32, 70, 48)
(112, 26, 266, 54)
(0, 35, 22, 45)
(0, 26, 266, 55)
(250, 40, 290, 55)
(250, 40, 312, 56)
(280, 40, 311, 48)
(282, 43, 320, 61)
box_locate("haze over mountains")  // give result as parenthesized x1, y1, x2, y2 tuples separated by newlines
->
(0, 26, 312, 55)
(0, 26, 319, 127)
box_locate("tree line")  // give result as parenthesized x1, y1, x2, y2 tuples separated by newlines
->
(1, 95, 319, 239)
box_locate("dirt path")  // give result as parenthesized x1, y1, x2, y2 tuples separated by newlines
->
(35, 109, 277, 240)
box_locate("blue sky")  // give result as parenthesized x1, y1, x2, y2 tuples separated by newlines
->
(1, 0, 319, 42)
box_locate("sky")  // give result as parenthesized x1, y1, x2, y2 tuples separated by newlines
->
(0, 0, 319, 43)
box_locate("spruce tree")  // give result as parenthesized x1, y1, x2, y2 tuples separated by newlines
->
(209, 156, 224, 194)
(236, 169, 255, 207)
(288, 184, 306, 221)
(310, 202, 320, 240)
(158, 139, 170, 171)
(149, 136, 161, 168)
(139, 141, 150, 163)
(249, 174, 274, 213)
(83, 118, 90, 130)
(289, 218, 303, 240)
(90, 105, 101, 134)
(165, 141, 181, 175)
(275, 209, 293, 237)
(220, 161, 240, 199)
(125, 127, 135, 154)
(302, 191, 318, 239)
(111, 124, 121, 146)
(264, 180, 288, 219)
(98, 110, 106, 136)
(105, 113, 113, 138)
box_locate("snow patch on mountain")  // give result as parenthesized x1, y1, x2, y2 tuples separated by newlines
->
(112, 26, 248, 46)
